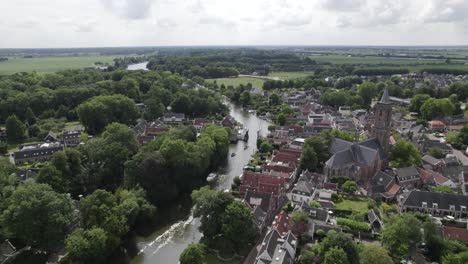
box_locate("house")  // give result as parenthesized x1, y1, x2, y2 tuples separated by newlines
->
(13, 142, 64, 165)
(62, 130, 81, 147)
(251, 205, 268, 232)
(395, 166, 421, 189)
(368, 209, 384, 234)
(44, 131, 58, 142)
(287, 181, 316, 204)
(163, 113, 185, 123)
(221, 116, 236, 128)
(428, 120, 446, 132)
(272, 211, 294, 236)
(419, 140, 452, 155)
(422, 154, 445, 172)
(240, 171, 286, 197)
(367, 171, 401, 201)
(297, 202, 330, 223)
(399, 191, 468, 219)
(254, 229, 297, 264)
(441, 226, 468, 243)
(193, 118, 209, 131)
(289, 138, 305, 150)
(243, 190, 279, 226)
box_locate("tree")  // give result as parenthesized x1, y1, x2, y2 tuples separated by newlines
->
(222, 200, 256, 251)
(358, 82, 378, 108)
(292, 210, 309, 223)
(300, 145, 318, 172)
(360, 245, 393, 264)
(269, 93, 280, 105)
(36, 164, 69, 193)
(381, 213, 422, 261)
(180, 243, 205, 264)
(5, 114, 26, 142)
(390, 140, 421, 168)
(192, 186, 234, 241)
(420, 98, 455, 120)
(277, 113, 286, 126)
(0, 142, 7, 154)
(143, 98, 165, 120)
(342, 180, 358, 194)
(0, 182, 73, 250)
(240, 90, 251, 106)
(442, 251, 468, 264)
(320, 231, 359, 264)
(429, 147, 446, 159)
(65, 227, 108, 262)
(410, 94, 431, 113)
(259, 141, 274, 153)
(434, 185, 453, 193)
(323, 247, 349, 264)
(458, 124, 468, 145)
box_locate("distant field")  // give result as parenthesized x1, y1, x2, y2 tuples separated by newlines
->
(208, 77, 265, 88)
(0, 55, 118, 75)
(269, 71, 312, 79)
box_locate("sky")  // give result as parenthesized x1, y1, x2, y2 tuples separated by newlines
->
(1, 0, 468, 48)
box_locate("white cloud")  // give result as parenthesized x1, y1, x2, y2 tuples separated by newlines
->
(0, 0, 468, 47)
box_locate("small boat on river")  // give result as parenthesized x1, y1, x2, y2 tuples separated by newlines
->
(231, 152, 237, 157)
(206, 173, 218, 182)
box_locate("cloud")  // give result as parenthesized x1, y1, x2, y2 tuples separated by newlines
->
(422, 0, 468, 24)
(198, 16, 236, 29)
(157, 18, 177, 28)
(100, 0, 156, 20)
(321, 0, 367, 12)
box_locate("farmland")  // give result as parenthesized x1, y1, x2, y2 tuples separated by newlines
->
(0, 55, 118, 75)
(207, 77, 266, 88)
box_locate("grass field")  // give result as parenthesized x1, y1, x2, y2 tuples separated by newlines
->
(0, 55, 118, 75)
(335, 198, 369, 213)
(208, 77, 266, 88)
(269, 71, 313, 79)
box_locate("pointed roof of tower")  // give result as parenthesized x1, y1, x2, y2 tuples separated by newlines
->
(379, 88, 391, 104)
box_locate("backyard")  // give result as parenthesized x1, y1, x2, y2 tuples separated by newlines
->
(335, 197, 369, 213)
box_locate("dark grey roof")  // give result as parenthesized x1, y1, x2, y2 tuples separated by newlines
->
(422, 155, 442, 166)
(326, 143, 378, 167)
(367, 209, 382, 224)
(13, 143, 64, 160)
(402, 191, 468, 211)
(444, 156, 460, 167)
(380, 88, 391, 104)
(299, 202, 329, 222)
(330, 138, 352, 154)
(292, 181, 314, 196)
(396, 166, 420, 182)
(244, 190, 273, 213)
(359, 138, 387, 160)
(252, 206, 267, 229)
(370, 171, 394, 193)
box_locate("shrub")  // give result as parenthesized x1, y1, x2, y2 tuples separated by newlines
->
(336, 218, 370, 232)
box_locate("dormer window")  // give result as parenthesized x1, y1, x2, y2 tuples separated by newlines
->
(450, 205, 455, 211)
(422, 202, 427, 208)
(461, 206, 467, 212)
(432, 203, 438, 209)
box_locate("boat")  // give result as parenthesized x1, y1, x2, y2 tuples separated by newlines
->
(231, 152, 236, 157)
(244, 145, 249, 150)
(206, 173, 218, 182)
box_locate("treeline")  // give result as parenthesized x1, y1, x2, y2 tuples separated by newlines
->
(146, 49, 317, 78)
(0, 69, 227, 136)
(419, 68, 468, 75)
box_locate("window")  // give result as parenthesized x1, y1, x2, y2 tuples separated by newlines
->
(422, 202, 427, 208)
(432, 203, 438, 209)
(461, 206, 467, 212)
(450, 205, 455, 211)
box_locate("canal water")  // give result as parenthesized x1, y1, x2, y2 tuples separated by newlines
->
(128, 102, 271, 264)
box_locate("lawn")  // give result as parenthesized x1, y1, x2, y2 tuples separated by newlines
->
(269, 71, 313, 79)
(0, 55, 119, 75)
(335, 198, 369, 213)
(208, 77, 265, 88)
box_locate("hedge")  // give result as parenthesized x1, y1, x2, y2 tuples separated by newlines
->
(336, 218, 370, 232)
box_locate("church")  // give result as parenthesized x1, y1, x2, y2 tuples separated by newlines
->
(323, 89, 392, 184)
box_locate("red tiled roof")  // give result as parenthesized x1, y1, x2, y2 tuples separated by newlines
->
(429, 120, 446, 128)
(387, 183, 401, 195)
(417, 168, 435, 185)
(442, 226, 468, 242)
(272, 211, 294, 236)
(323, 182, 338, 190)
(263, 164, 295, 174)
(272, 152, 299, 166)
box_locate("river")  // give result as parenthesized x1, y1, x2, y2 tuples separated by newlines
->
(128, 102, 271, 264)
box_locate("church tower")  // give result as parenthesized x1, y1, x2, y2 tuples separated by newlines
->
(372, 89, 392, 154)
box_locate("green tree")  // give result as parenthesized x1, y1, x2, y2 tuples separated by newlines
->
(291, 210, 309, 223)
(192, 186, 234, 241)
(420, 98, 455, 120)
(381, 213, 422, 261)
(0, 182, 73, 250)
(5, 114, 27, 142)
(390, 140, 421, 168)
(180, 243, 205, 264)
(434, 185, 453, 193)
(342, 180, 358, 194)
(458, 124, 468, 145)
(323, 247, 349, 264)
(259, 141, 274, 153)
(65, 227, 108, 262)
(240, 90, 251, 106)
(36, 164, 69, 193)
(409, 94, 431, 113)
(320, 231, 359, 264)
(269, 93, 280, 105)
(277, 113, 286, 126)
(300, 145, 318, 172)
(0, 142, 7, 154)
(429, 147, 446, 159)
(442, 251, 468, 264)
(360, 245, 393, 264)
(143, 98, 165, 120)
(222, 200, 256, 251)
(358, 81, 378, 108)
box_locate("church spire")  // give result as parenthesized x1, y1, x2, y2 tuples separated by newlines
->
(380, 88, 391, 104)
